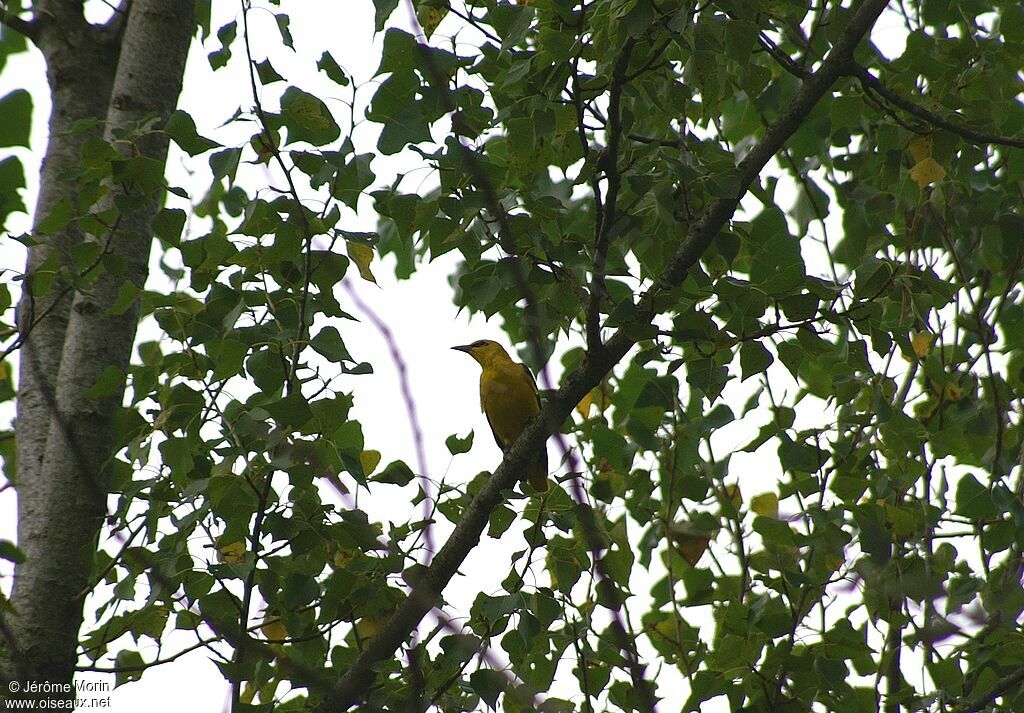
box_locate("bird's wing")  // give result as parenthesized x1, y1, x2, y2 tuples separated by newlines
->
(519, 363, 542, 409)
(484, 409, 507, 451)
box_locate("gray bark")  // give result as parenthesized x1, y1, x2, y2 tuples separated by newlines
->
(4, 0, 195, 694)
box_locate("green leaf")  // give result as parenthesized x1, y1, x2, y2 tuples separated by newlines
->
(211, 339, 248, 381)
(0, 539, 25, 564)
(153, 208, 187, 247)
(372, 0, 400, 32)
(955, 473, 998, 521)
(210, 147, 241, 183)
(264, 393, 315, 429)
(739, 341, 773, 381)
(488, 504, 516, 538)
(317, 51, 349, 85)
(112, 156, 165, 194)
(160, 437, 195, 477)
(275, 13, 294, 48)
(246, 348, 287, 393)
(208, 20, 236, 69)
(281, 86, 341, 146)
(310, 326, 353, 363)
(0, 89, 31, 147)
(115, 649, 146, 687)
(83, 366, 126, 399)
(36, 196, 72, 234)
(469, 668, 507, 709)
(446, 431, 474, 455)
(330, 153, 375, 209)
(368, 72, 430, 154)
(752, 515, 796, 548)
(0, 12, 28, 73)
(373, 460, 415, 486)
(165, 110, 220, 156)
(0, 156, 26, 223)
(255, 59, 284, 85)
(108, 282, 141, 316)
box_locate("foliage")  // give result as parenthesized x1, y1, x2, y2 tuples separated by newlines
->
(3, 0, 1024, 711)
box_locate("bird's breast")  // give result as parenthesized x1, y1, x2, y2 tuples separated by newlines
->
(479, 365, 540, 445)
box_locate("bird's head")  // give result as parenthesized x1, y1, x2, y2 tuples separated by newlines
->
(452, 339, 512, 367)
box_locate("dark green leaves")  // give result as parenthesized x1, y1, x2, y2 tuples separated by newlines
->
(310, 326, 353, 363)
(280, 86, 340, 146)
(0, 89, 31, 147)
(0, 156, 26, 223)
(446, 431, 474, 455)
(317, 52, 349, 86)
(469, 668, 507, 709)
(372, 0, 400, 32)
(367, 71, 431, 155)
(748, 205, 805, 294)
(165, 110, 220, 156)
(739, 341, 773, 380)
(955, 473, 998, 521)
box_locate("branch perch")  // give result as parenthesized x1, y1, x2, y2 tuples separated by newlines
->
(313, 0, 892, 708)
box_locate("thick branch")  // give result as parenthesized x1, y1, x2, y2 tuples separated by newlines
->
(314, 0, 891, 708)
(758, 34, 1024, 150)
(851, 64, 1024, 149)
(954, 664, 1024, 713)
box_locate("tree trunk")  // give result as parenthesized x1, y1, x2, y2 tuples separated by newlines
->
(3, 0, 195, 697)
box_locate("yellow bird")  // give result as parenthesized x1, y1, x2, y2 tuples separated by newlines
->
(452, 340, 549, 492)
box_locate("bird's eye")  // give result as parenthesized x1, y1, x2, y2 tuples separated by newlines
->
(472, 340, 486, 348)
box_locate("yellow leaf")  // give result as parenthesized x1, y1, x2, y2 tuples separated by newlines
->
(751, 492, 779, 518)
(908, 135, 933, 163)
(576, 390, 594, 419)
(418, 4, 448, 38)
(912, 331, 934, 358)
(332, 547, 358, 569)
(347, 241, 376, 284)
(650, 616, 678, 641)
(576, 383, 610, 418)
(666, 522, 714, 566)
(360, 449, 381, 476)
(717, 484, 742, 510)
(913, 399, 937, 420)
(909, 157, 945, 189)
(943, 383, 962, 401)
(216, 540, 246, 565)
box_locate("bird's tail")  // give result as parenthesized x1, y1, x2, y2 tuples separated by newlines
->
(526, 450, 548, 492)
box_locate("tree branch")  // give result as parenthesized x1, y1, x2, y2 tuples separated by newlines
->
(312, 0, 892, 708)
(758, 33, 1024, 150)
(851, 63, 1024, 149)
(954, 664, 1024, 713)
(586, 39, 635, 353)
(0, 6, 38, 42)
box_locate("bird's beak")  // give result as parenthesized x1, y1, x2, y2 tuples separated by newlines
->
(452, 344, 472, 353)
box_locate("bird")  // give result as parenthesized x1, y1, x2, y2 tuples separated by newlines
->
(452, 339, 549, 492)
